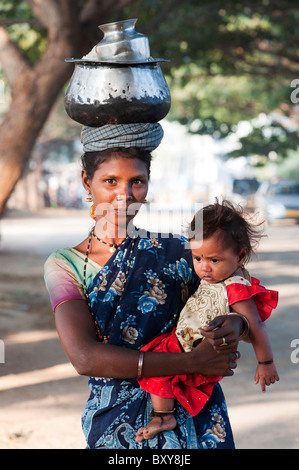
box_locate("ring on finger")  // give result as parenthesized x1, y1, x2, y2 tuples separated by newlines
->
(233, 351, 241, 361)
(220, 337, 228, 347)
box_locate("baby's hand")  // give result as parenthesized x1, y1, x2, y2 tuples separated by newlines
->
(255, 363, 279, 392)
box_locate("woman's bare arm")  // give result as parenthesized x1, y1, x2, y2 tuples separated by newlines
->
(55, 299, 243, 379)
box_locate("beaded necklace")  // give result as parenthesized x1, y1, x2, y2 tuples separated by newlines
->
(83, 226, 136, 342)
(92, 230, 129, 253)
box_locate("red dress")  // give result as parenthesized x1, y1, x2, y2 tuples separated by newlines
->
(137, 276, 278, 416)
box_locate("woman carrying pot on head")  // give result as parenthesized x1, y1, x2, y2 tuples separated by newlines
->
(44, 123, 247, 449)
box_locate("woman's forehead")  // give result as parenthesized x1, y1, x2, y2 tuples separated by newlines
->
(94, 156, 148, 176)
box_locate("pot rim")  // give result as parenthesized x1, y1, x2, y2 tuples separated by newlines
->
(65, 58, 169, 65)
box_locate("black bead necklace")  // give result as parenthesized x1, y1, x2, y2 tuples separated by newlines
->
(92, 230, 129, 253)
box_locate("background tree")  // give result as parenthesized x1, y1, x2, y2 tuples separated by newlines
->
(0, 0, 298, 215)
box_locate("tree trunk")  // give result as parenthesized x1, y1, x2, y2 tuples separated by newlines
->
(0, 0, 79, 216)
(0, 67, 72, 214)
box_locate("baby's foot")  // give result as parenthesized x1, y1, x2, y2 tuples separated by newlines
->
(135, 411, 177, 442)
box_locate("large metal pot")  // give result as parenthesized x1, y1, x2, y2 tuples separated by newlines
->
(64, 19, 171, 127)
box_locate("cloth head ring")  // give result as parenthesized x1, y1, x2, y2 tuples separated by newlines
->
(81, 122, 164, 152)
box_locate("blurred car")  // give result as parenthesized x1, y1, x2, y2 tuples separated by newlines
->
(230, 178, 260, 211)
(254, 180, 299, 223)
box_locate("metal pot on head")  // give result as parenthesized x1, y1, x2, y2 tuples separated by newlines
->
(64, 19, 171, 127)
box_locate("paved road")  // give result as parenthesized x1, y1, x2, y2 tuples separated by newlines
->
(222, 221, 299, 449)
(0, 210, 298, 449)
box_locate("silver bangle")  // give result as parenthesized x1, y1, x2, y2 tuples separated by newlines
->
(228, 312, 250, 340)
(137, 351, 144, 378)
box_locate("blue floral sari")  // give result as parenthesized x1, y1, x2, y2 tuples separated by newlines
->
(81, 231, 235, 449)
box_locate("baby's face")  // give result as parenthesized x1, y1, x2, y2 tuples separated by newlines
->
(190, 234, 244, 283)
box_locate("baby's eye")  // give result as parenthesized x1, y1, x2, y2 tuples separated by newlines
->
(194, 256, 202, 262)
(211, 258, 220, 264)
(105, 178, 116, 184)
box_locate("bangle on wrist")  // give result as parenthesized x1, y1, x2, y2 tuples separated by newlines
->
(258, 359, 273, 365)
(228, 312, 250, 340)
(137, 351, 144, 378)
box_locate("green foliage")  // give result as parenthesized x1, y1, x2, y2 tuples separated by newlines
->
(228, 120, 298, 160)
(167, 69, 291, 125)
(131, 0, 298, 79)
(276, 150, 299, 180)
(125, 0, 299, 164)
(0, 0, 47, 64)
(0, 0, 30, 17)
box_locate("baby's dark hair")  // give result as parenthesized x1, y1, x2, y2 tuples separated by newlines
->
(188, 199, 264, 263)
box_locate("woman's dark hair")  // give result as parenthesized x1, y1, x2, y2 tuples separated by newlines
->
(188, 199, 265, 263)
(81, 147, 152, 180)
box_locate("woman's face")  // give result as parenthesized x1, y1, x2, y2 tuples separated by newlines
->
(190, 233, 246, 283)
(82, 155, 149, 233)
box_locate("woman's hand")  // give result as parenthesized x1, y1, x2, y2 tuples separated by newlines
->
(199, 314, 244, 352)
(188, 314, 245, 377)
(190, 337, 239, 377)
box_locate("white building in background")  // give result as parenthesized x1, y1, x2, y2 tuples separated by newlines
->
(150, 120, 222, 204)
(150, 119, 256, 206)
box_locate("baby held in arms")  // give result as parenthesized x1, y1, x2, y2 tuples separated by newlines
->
(136, 200, 279, 442)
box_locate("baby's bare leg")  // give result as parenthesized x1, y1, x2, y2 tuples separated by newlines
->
(135, 394, 177, 442)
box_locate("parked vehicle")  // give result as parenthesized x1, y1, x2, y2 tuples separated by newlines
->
(254, 180, 299, 223)
(229, 178, 260, 211)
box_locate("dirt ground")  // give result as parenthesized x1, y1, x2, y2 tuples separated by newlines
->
(0, 211, 299, 449)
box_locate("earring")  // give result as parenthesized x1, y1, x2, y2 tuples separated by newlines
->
(86, 193, 92, 202)
(142, 199, 148, 204)
(90, 203, 96, 221)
